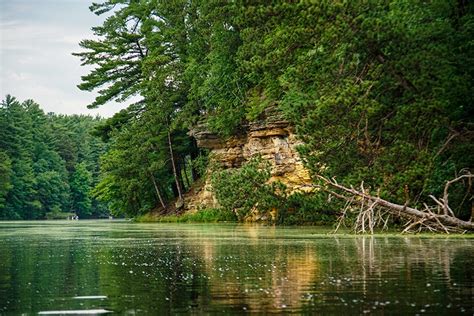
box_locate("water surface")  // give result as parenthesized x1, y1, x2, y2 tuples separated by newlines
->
(0, 220, 472, 314)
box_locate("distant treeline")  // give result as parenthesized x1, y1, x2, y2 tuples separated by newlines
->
(0, 95, 107, 220)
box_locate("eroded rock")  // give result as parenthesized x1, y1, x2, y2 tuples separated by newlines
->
(186, 108, 312, 212)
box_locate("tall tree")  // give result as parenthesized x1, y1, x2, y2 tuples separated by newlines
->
(235, 1, 474, 218)
(0, 95, 107, 219)
(77, 0, 473, 220)
(73, 0, 152, 109)
(70, 162, 92, 217)
(0, 151, 12, 214)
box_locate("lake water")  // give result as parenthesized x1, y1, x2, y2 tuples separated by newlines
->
(0, 221, 472, 314)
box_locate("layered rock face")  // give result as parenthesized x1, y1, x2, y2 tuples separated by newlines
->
(186, 107, 312, 211)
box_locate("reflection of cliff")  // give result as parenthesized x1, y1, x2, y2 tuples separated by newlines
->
(91, 227, 322, 313)
(3, 223, 472, 314)
(197, 225, 320, 312)
(271, 246, 320, 309)
(186, 107, 312, 211)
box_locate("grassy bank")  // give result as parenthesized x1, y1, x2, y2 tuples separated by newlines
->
(135, 208, 237, 223)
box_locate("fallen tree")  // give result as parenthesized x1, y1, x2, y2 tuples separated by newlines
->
(313, 172, 473, 234)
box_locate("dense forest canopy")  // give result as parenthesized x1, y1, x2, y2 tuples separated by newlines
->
(0, 95, 107, 220)
(72, 0, 472, 222)
(1, 1, 472, 224)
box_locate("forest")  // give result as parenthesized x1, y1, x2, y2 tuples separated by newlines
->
(0, 95, 106, 219)
(2, 3, 474, 315)
(1, 1, 473, 230)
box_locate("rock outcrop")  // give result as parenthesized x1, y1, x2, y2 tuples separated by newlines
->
(186, 107, 312, 211)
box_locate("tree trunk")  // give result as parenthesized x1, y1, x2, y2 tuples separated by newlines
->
(316, 174, 474, 233)
(177, 164, 186, 192)
(167, 129, 183, 203)
(171, 182, 179, 198)
(190, 138, 199, 180)
(150, 173, 167, 211)
(181, 157, 191, 188)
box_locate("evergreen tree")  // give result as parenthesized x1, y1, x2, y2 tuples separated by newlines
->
(0, 95, 107, 219)
(73, 0, 151, 109)
(0, 150, 12, 214)
(70, 162, 92, 217)
(75, 1, 473, 220)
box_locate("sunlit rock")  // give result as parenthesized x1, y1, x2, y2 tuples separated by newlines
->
(187, 107, 312, 213)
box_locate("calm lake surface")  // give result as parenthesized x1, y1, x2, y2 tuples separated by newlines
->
(0, 221, 472, 315)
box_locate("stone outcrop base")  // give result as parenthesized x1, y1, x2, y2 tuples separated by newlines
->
(185, 107, 312, 212)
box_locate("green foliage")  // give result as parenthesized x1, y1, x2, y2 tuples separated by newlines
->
(0, 150, 12, 211)
(182, 2, 247, 136)
(91, 105, 197, 217)
(245, 88, 272, 121)
(190, 151, 209, 178)
(235, 1, 474, 219)
(70, 162, 92, 217)
(279, 193, 338, 226)
(210, 157, 286, 220)
(73, 0, 151, 109)
(35, 171, 70, 217)
(0, 95, 107, 219)
(136, 208, 237, 223)
(76, 1, 474, 224)
(210, 158, 338, 225)
(182, 208, 237, 223)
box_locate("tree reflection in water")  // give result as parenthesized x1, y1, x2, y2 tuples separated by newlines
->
(0, 221, 472, 314)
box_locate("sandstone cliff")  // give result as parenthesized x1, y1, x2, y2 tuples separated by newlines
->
(186, 107, 312, 212)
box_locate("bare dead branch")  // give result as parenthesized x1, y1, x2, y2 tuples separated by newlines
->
(434, 131, 459, 159)
(315, 172, 474, 233)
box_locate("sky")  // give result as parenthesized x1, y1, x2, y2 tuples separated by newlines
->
(0, 0, 128, 117)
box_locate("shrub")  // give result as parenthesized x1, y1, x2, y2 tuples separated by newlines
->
(135, 208, 237, 223)
(210, 157, 286, 220)
(278, 193, 338, 225)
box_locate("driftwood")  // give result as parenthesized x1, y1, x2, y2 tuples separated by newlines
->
(315, 172, 473, 234)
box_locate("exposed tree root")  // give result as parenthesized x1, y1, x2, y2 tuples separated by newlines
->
(315, 172, 473, 234)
